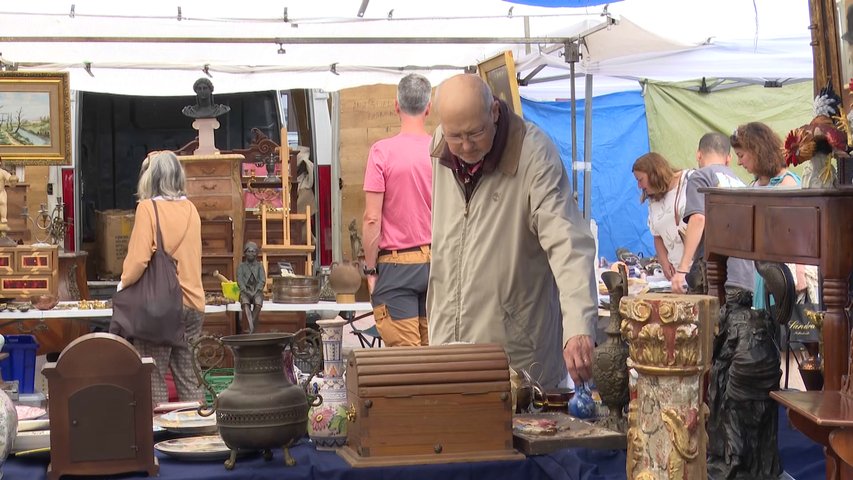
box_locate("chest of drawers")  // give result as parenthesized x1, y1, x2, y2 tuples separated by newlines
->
(178, 154, 245, 291)
(0, 244, 59, 298)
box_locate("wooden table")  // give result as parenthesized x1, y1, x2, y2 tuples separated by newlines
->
(702, 187, 853, 391)
(0, 303, 228, 355)
(0, 300, 373, 354)
(225, 300, 373, 334)
(772, 390, 853, 479)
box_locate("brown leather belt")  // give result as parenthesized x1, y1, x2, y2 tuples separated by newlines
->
(379, 245, 430, 256)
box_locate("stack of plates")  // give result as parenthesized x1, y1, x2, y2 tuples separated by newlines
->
(14, 409, 50, 456)
(13, 430, 50, 454)
(154, 435, 233, 461)
(153, 409, 218, 435)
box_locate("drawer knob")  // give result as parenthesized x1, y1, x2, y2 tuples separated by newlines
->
(202, 202, 216, 208)
(202, 184, 217, 191)
(202, 167, 216, 174)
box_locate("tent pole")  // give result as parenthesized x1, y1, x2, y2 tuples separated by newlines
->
(330, 90, 343, 263)
(569, 60, 578, 202)
(582, 74, 592, 220)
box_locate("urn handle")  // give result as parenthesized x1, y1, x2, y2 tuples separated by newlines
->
(345, 403, 357, 422)
(292, 327, 324, 408)
(190, 335, 228, 417)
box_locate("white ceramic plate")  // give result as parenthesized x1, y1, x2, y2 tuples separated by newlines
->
(153, 409, 217, 435)
(15, 405, 46, 421)
(154, 435, 232, 461)
(13, 430, 50, 453)
(17, 419, 50, 432)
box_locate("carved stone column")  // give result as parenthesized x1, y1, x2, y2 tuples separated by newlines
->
(620, 293, 717, 480)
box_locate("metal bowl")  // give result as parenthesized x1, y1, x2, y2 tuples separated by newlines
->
(271, 276, 320, 304)
(31, 294, 58, 311)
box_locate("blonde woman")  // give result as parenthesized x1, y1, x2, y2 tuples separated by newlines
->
(120, 151, 204, 406)
(632, 152, 691, 280)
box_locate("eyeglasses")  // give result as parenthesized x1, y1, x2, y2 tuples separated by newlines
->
(444, 126, 490, 146)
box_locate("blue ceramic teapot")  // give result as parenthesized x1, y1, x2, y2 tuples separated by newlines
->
(568, 383, 596, 419)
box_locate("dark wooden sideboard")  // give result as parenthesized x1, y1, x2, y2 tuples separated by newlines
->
(702, 187, 853, 391)
(703, 187, 853, 479)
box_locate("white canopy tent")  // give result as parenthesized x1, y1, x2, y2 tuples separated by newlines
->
(0, 0, 815, 97)
(0, 0, 817, 256)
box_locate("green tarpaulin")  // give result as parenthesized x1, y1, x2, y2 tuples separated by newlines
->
(644, 79, 814, 182)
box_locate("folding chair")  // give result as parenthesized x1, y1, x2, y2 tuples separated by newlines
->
(341, 311, 383, 348)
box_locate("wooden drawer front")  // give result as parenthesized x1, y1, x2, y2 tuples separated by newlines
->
(201, 220, 233, 254)
(17, 251, 54, 273)
(0, 252, 12, 274)
(704, 202, 754, 254)
(187, 178, 233, 196)
(1, 275, 52, 297)
(191, 195, 233, 214)
(201, 257, 234, 292)
(760, 206, 820, 259)
(202, 236, 232, 254)
(201, 219, 232, 237)
(184, 160, 232, 178)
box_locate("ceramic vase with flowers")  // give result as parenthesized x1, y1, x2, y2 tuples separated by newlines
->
(307, 318, 350, 450)
(783, 82, 850, 189)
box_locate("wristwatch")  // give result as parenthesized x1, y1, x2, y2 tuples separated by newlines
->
(363, 265, 377, 276)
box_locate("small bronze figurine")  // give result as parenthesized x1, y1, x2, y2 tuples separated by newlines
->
(237, 242, 266, 333)
(182, 78, 231, 119)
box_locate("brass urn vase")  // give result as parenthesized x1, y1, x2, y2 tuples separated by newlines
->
(592, 266, 630, 432)
(192, 330, 322, 470)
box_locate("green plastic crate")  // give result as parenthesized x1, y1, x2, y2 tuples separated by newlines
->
(202, 368, 234, 405)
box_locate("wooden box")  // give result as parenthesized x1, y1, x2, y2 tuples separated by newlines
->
(338, 344, 524, 467)
(0, 245, 58, 298)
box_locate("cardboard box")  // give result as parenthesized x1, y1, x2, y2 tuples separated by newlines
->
(95, 209, 135, 279)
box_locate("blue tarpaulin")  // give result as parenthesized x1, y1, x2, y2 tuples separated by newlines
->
(503, 0, 618, 6)
(522, 91, 654, 261)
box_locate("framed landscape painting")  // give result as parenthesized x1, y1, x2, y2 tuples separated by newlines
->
(0, 71, 71, 165)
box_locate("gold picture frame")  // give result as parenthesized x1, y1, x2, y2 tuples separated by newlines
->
(478, 51, 523, 115)
(0, 71, 71, 166)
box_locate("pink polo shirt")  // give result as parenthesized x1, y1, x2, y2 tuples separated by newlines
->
(363, 132, 432, 250)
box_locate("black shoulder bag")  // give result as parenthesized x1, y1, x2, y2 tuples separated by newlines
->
(110, 200, 187, 347)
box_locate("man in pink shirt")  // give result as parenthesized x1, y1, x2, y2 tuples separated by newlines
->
(362, 74, 433, 346)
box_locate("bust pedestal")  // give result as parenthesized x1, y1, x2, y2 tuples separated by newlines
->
(192, 118, 221, 155)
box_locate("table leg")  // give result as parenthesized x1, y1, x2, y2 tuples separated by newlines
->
(822, 276, 850, 392)
(706, 253, 727, 309)
(787, 408, 840, 480)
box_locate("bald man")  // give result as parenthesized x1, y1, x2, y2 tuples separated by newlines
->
(427, 74, 597, 388)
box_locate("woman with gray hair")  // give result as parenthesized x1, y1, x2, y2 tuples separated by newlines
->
(120, 150, 204, 406)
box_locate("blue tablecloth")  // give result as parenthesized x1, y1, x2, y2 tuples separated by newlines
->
(3, 404, 826, 479)
(5, 442, 626, 480)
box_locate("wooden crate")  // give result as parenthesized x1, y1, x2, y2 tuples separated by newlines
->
(338, 343, 524, 467)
